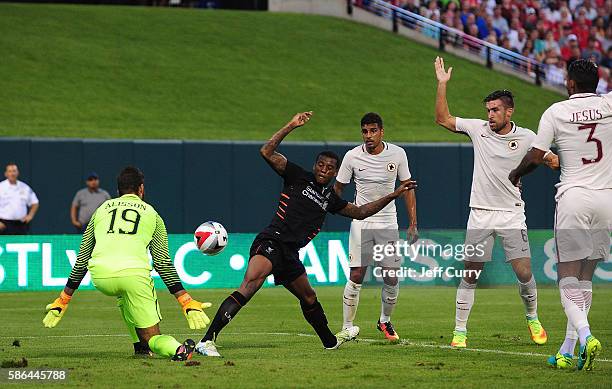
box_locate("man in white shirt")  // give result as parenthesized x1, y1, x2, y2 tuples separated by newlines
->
(0, 163, 39, 235)
(510, 60, 611, 371)
(434, 56, 558, 349)
(334, 112, 418, 342)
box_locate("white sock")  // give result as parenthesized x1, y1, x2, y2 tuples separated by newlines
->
(455, 279, 476, 332)
(379, 283, 399, 323)
(559, 321, 579, 355)
(559, 277, 590, 345)
(518, 275, 538, 319)
(559, 280, 593, 355)
(342, 280, 362, 329)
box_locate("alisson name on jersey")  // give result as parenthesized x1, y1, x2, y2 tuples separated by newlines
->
(103, 201, 148, 211)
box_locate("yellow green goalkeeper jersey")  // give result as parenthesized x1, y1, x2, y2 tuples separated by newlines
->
(66, 194, 184, 294)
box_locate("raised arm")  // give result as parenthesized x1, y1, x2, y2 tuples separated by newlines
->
(260, 111, 312, 175)
(403, 179, 418, 244)
(434, 56, 457, 132)
(338, 180, 417, 220)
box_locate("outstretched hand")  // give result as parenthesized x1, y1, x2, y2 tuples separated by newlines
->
(435, 56, 453, 83)
(286, 111, 313, 130)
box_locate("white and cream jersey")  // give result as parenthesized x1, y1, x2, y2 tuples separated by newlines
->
(456, 118, 535, 212)
(336, 142, 411, 223)
(532, 92, 612, 200)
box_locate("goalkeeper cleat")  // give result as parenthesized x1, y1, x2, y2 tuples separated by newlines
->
(547, 353, 574, 369)
(172, 339, 196, 361)
(527, 318, 548, 345)
(450, 330, 467, 348)
(578, 335, 602, 371)
(377, 320, 400, 342)
(195, 340, 222, 357)
(326, 326, 360, 350)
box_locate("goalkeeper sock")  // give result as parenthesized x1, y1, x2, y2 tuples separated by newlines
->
(455, 278, 476, 332)
(300, 299, 337, 348)
(342, 280, 361, 329)
(202, 291, 246, 342)
(148, 335, 182, 358)
(518, 275, 538, 320)
(380, 282, 399, 323)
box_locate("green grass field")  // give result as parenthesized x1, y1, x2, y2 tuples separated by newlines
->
(2, 286, 611, 388)
(0, 4, 563, 142)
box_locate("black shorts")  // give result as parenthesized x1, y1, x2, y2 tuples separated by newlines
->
(249, 234, 305, 286)
(0, 219, 29, 235)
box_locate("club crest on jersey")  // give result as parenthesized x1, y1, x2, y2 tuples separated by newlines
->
(508, 140, 519, 150)
(387, 162, 397, 172)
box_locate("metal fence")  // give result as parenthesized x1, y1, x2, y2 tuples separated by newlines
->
(353, 0, 562, 89)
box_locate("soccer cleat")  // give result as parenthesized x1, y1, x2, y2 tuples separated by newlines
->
(377, 320, 400, 342)
(172, 339, 196, 361)
(578, 335, 602, 371)
(527, 318, 548, 345)
(547, 352, 574, 369)
(195, 340, 222, 357)
(326, 326, 360, 350)
(450, 330, 467, 348)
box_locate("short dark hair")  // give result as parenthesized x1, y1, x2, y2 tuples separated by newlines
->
(5, 162, 17, 169)
(360, 112, 383, 128)
(483, 90, 514, 108)
(316, 151, 341, 169)
(568, 59, 599, 93)
(117, 166, 144, 195)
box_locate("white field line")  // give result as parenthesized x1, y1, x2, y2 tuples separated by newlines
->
(2, 331, 611, 364)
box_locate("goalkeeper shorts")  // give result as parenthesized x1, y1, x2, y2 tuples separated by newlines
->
(93, 274, 162, 329)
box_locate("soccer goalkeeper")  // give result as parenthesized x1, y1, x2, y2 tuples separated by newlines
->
(43, 166, 211, 361)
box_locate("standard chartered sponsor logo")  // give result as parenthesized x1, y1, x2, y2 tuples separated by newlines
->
(0, 234, 609, 290)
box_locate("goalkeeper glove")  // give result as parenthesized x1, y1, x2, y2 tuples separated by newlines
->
(177, 293, 212, 330)
(43, 291, 72, 328)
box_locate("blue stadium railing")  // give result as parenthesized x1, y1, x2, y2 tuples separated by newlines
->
(352, 0, 556, 89)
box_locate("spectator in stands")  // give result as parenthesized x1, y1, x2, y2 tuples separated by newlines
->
(546, 59, 568, 86)
(558, 24, 575, 47)
(582, 36, 603, 63)
(602, 25, 612, 52)
(561, 34, 579, 61)
(559, 6, 573, 24)
(492, 6, 509, 36)
(592, 16, 607, 41)
(597, 66, 610, 94)
(581, 0, 598, 21)
(510, 28, 527, 52)
(401, 0, 419, 15)
(0, 163, 39, 235)
(70, 172, 111, 233)
(601, 47, 612, 68)
(573, 8, 592, 48)
(483, 14, 501, 39)
(421, 0, 440, 20)
(543, 30, 561, 56)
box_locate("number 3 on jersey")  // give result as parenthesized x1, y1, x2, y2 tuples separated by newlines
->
(579, 124, 603, 164)
(107, 208, 141, 234)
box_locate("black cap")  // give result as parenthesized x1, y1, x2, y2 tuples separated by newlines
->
(86, 172, 99, 180)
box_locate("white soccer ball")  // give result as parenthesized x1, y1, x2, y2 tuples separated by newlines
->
(194, 221, 228, 255)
